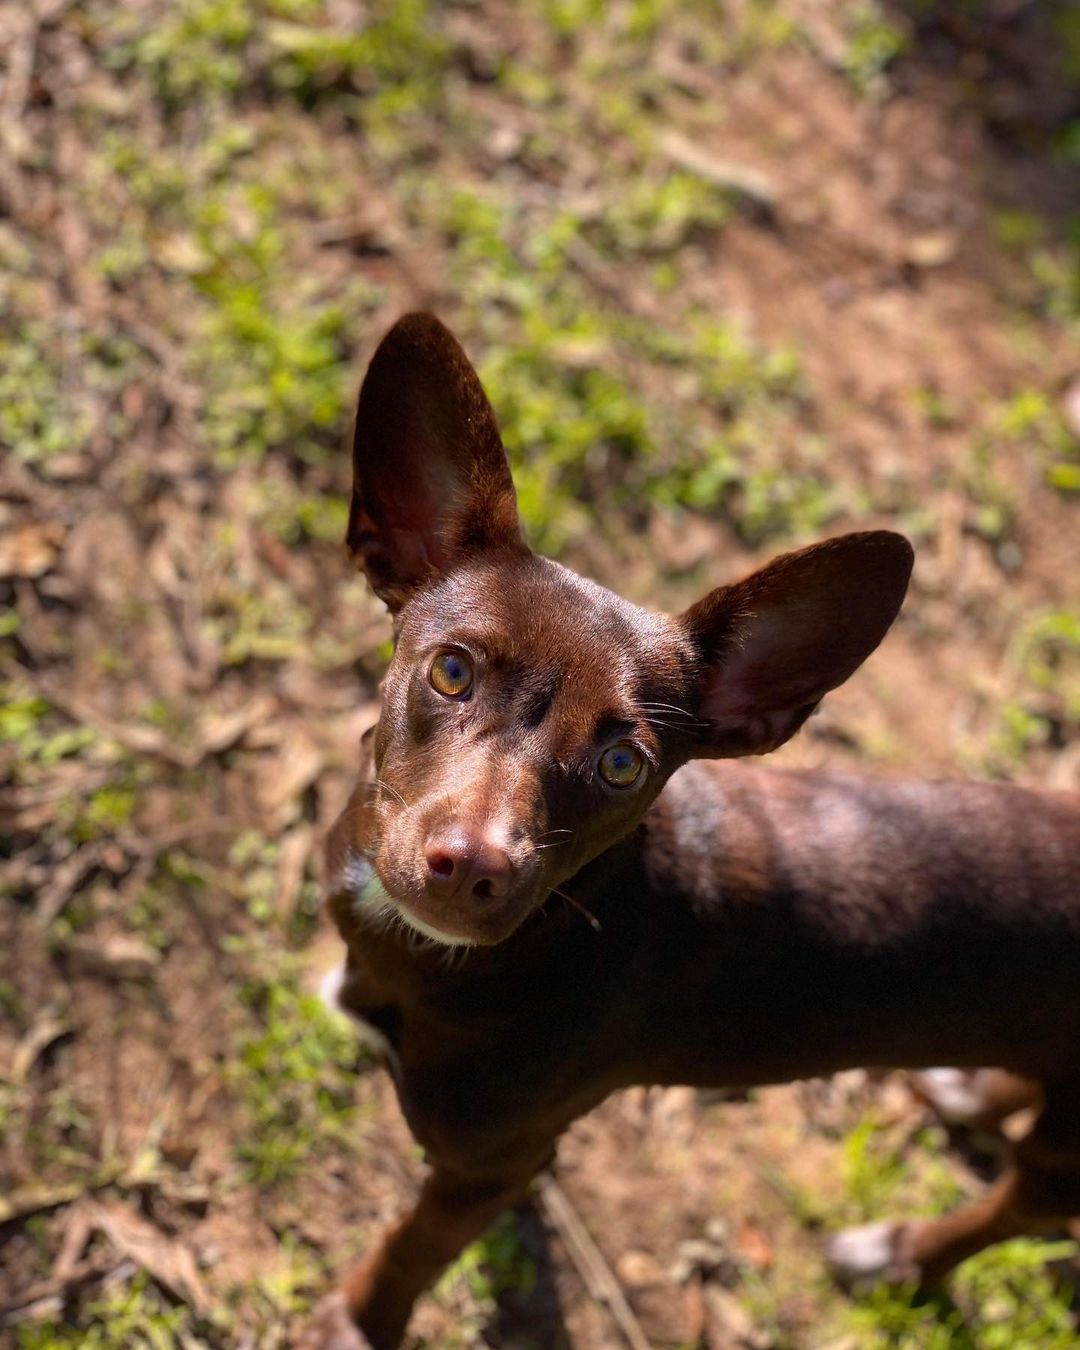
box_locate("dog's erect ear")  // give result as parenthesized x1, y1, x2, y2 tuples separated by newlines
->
(680, 531, 913, 757)
(347, 313, 524, 610)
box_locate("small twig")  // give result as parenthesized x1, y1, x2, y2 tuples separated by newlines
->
(537, 1173, 652, 1350)
(0, 7, 38, 141)
(657, 128, 778, 217)
(33, 678, 276, 770)
(563, 236, 663, 323)
(36, 842, 105, 927)
(0, 1255, 114, 1321)
(8, 1002, 72, 1082)
(33, 820, 241, 928)
(0, 1163, 122, 1226)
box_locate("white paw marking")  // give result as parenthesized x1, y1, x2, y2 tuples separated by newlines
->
(318, 961, 347, 1013)
(316, 959, 401, 1076)
(918, 1067, 985, 1124)
(826, 1221, 896, 1281)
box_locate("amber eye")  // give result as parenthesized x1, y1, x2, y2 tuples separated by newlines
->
(429, 650, 473, 699)
(598, 743, 645, 789)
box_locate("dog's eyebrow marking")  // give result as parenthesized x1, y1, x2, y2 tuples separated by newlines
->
(595, 713, 637, 743)
(523, 677, 559, 729)
(593, 712, 660, 767)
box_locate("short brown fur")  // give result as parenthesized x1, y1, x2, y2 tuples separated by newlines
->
(298, 315, 1080, 1350)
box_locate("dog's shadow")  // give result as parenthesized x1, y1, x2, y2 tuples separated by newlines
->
(483, 1199, 573, 1350)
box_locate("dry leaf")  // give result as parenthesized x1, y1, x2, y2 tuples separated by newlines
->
(88, 1199, 210, 1316)
(196, 692, 277, 758)
(658, 128, 777, 213)
(704, 1285, 767, 1348)
(0, 1182, 86, 1225)
(1063, 376, 1080, 442)
(253, 722, 323, 827)
(735, 1220, 774, 1272)
(9, 1004, 71, 1083)
(0, 521, 64, 578)
(275, 823, 314, 918)
(52, 1200, 96, 1284)
(65, 934, 162, 982)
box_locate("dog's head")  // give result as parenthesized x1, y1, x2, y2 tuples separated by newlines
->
(339, 314, 912, 947)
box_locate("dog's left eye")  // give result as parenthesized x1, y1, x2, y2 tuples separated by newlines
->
(598, 743, 645, 789)
(430, 650, 473, 698)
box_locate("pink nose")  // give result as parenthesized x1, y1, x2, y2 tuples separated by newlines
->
(424, 827, 513, 901)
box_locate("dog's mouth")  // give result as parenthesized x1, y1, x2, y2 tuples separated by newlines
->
(393, 899, 479, 947)
(343, 850, 537, 948)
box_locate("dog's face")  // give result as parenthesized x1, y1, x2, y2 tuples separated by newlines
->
(340, 314, 913, 947)
(367, 552, 698, 944)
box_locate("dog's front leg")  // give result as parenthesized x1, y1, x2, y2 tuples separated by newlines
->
(298, 1164, 538, 1350)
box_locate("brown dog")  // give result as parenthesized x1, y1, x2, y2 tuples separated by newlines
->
(299, 314, 1080, 1349)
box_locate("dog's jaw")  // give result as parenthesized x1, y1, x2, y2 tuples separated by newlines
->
(342, 848, 478, 948)
(394, 900, 479, 948)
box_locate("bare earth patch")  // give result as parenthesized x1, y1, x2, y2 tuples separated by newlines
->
(2, 1, 1079, 1346)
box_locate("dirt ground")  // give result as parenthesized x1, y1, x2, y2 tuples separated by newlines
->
(2, 1, 1080, 1347)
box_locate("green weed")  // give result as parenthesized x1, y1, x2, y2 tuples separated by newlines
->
(991, 610, 1080, 767)
(0, 319, 144, 466)
(447, 1211, 537, 1304)
(16, 1270, 197, 1349)
(586, 170, 733, 259)
(848, 1239, 1078, 1348)
(841, 1115, 908, 1222)
(108, 0, 449, 119)
(189, 183, 368, 467)
(433, 1210, 537, 1343)
(841, 3, 909, 97)
(432, 184, 826, 553)
(230, 952, 365, 1185)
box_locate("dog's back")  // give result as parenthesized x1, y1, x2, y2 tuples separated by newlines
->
(300, 315, 1080, 1350)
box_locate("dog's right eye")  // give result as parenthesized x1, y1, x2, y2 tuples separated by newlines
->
(429, 650, 473, 699)
(598, 742, 645, 789)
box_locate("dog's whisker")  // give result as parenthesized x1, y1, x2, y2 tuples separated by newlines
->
(550, 886, 602, 934)
(371, 778, 410, 809)
(642, 717, 707, 738)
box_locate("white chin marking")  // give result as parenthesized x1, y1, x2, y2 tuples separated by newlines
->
(395, 902, 478, 948)
(343, 854, 477, 948)
(826, 1221, 897, 1281)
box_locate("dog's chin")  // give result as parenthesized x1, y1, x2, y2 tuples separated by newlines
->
(394, 891, 540, 948)
(348, 854, 534, 947)
(394, 901, 480, 948)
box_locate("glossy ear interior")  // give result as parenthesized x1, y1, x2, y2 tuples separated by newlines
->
(680, 531, 914, 757)
(347, 313, 524, 610)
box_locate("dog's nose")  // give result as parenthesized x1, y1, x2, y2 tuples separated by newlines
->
(424, 827, 513, 901)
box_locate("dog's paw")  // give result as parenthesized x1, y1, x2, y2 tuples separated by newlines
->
(825, 1221, 920, 1289)
(294, 1293, 374, 1350)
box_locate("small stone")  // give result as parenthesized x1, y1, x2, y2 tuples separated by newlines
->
(904, 231, 958, 268)
(615, 1248, 665, 1288)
